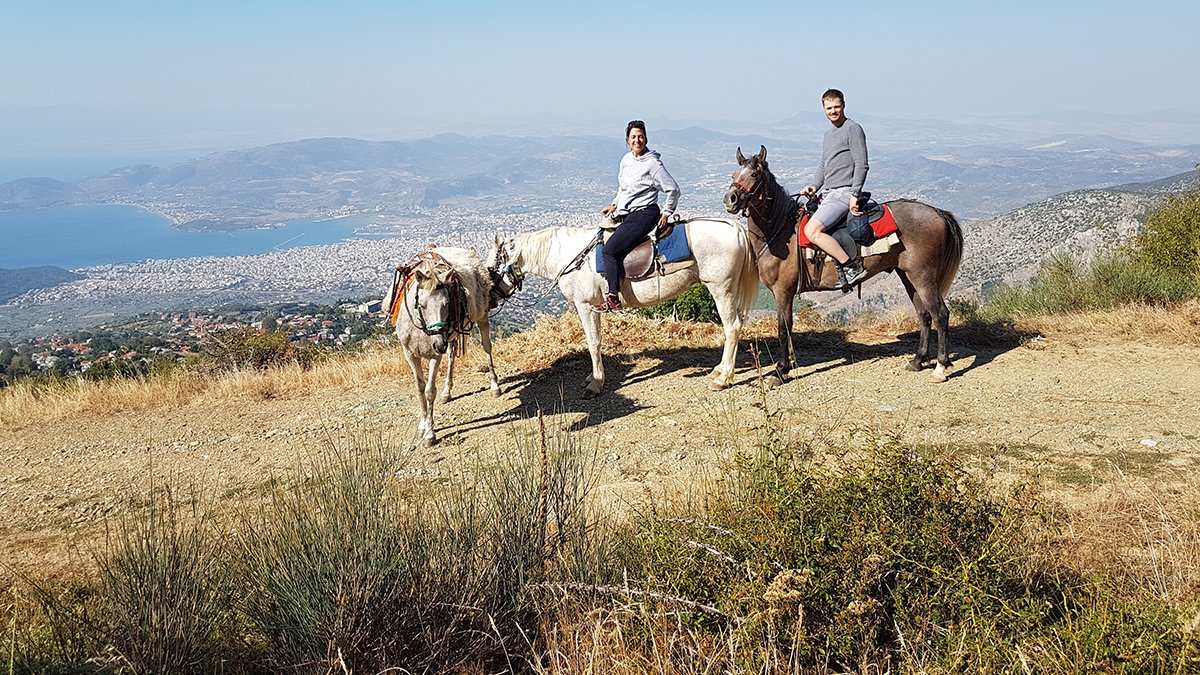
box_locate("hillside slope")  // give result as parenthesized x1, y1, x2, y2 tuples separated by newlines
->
(3, 309, 1199, 575)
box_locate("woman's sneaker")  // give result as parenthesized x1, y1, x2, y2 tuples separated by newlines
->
(592, 293, 623, 313)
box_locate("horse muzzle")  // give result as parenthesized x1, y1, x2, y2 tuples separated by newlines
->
(431, 334, 449, 354)
(723, 188, 744, 214)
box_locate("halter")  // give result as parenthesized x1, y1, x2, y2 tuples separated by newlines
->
(487, 243, 526, 310)
(389, 250, 473, 350)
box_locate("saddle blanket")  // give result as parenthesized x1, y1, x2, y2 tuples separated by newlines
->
(805, 232, 900, 260)
(595, 221, 692, 275)
(797, 203, 899, 250)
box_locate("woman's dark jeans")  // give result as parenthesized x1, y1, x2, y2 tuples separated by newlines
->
(602, 203, 660, 297)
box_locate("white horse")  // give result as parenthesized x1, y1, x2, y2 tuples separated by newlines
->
(384, 247, 499, 446)
(490, 218, 759, 396)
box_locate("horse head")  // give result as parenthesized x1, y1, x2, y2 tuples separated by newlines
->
(405, 259, 457, 354)
(724, 145, 770, 215)
(486, 233, 526, 303)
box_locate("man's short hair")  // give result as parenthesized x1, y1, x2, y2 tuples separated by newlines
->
(625, 119, 646, 138)
(821, 89, 845, 104)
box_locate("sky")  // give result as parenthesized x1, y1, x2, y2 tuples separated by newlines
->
(2, 0, 1199, 168)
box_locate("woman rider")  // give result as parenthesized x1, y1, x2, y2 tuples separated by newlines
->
(595, 120, 680, 313)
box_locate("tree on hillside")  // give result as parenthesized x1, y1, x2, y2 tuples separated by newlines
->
(1132, 189, 1200, 283)
(635, 285, 720, 323)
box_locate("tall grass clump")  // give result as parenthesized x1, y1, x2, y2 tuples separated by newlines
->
(14, 488, 232, 674)
(559, 436, 1189, 673)
(234, 422, 612, 673)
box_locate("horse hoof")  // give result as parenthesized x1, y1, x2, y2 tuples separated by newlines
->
(763, 375, 783, 389)
(928, 365, 949, 384)
(582, 388, 601, 399)
(708, 379, 728, 392)
(905, 360, 925, 372)
(438, 394, 451, 404)
(423, 437, 436, 447)
(490, 387, 501, 398)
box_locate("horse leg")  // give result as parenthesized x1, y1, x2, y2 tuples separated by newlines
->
(477, 317, 501, 397)
(576, 303, 605, 397)
(423, 356, 442, 445)
(438, 338, 457, 403)
(765, 287, 793, 388)
(931, 292, 952, 383)
(900, 271, 951, 383)
(405, 351, 435, 446)
(897, 271, 933, 372)
(706, 282, 743, 391)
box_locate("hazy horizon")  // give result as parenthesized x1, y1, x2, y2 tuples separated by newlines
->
(4, 0, 1199, 174)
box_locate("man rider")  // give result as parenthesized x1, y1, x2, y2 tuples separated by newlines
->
(800, 88, 869, 290)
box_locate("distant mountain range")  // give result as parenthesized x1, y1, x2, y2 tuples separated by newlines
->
(2, 117, 1197, 229)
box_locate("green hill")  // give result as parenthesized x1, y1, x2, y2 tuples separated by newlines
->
(0, 266, 84, 303)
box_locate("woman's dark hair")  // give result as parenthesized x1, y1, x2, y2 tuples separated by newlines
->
(625, 119, 646, 139)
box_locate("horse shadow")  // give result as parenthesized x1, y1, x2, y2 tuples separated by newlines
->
(435, 319, 1035, 439)
(772, 320, 1036, 381)
(437, 352, 648, 439)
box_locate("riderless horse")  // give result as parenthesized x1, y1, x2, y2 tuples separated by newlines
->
(384, 247, 499, 445)
(489, 217, 759, 396)
(724, 146, 964, 385)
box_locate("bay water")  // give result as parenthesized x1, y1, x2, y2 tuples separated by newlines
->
(0, 205, 368, 269)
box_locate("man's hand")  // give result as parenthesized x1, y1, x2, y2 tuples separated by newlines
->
(800, 185, 817, 197)
(601, 204, 616, 216)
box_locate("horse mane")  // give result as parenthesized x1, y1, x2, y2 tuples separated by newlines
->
(750, 157, 801, 236)
(424, 246, 493, 321)
(514, 227, 591, 277)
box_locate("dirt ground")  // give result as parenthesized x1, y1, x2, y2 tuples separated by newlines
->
(3, 317, 1199, 579)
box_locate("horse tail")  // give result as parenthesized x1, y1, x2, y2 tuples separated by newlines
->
(935, 207, 964, 297)
(733, 221, 760, 320)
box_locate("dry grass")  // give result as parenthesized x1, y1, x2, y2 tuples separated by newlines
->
(3, 300, 1197, 431)
(1063, 470, 1200, 604)
(0, 346, 410, 431)
(1013, 298, 1200, 347)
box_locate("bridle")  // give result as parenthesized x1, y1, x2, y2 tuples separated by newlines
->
(728, 169, 769, 218)
(389, 250, 471, 341)
(487, 242, 526, 310)
(729, 161, 801, 257)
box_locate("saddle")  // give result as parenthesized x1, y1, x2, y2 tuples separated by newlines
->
(796, 194, 899, 256)
(595, 218, 690, 280)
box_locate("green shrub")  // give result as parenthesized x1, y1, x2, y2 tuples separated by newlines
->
(201, 327, 319, 371)
(636, 284, 720, 323)
(1131, 189, 1200, 282)
(615, 438, 1185, 672)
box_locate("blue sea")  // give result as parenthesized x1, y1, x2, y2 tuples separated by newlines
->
(0, 205, 371, 270)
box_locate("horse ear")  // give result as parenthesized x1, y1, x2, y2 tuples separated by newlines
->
(758, 145, 767, 163)
(736, 147, 746, 166)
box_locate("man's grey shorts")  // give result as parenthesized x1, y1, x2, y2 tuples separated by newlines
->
(812, 187, 854, 232)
